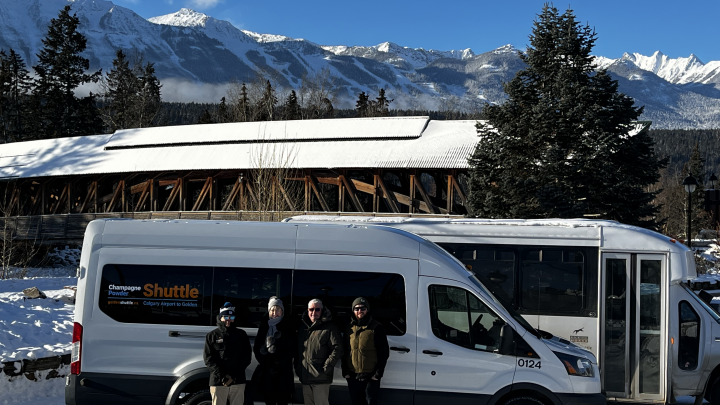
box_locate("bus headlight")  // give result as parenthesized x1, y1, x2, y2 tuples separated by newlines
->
(553, 351, 594, 377)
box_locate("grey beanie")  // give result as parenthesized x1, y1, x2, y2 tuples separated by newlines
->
(351, 297, 369, 311)
(268, 296, 284, 312)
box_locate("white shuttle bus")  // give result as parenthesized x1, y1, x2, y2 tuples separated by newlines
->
(287, 216, 720, 404)
(66, 219, 602, 405)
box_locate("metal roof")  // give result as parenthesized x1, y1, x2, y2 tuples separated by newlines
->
(0, 117, 479, 179)
(0, 118, 651, 179)
(105, 116, 430, 149)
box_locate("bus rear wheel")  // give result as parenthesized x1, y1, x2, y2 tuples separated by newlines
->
(502, 396, 546, 405)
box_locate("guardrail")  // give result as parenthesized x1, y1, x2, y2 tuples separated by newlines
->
(2, 211, 463, 243)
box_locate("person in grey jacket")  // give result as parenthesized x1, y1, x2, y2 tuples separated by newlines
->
(295, 298, 343, 405)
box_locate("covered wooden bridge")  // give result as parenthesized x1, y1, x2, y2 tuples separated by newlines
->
(0, 117, 478, 240)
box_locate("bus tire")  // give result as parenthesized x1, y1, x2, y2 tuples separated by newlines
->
(501, 396, 546, 405)
(182, 389, 212, 405)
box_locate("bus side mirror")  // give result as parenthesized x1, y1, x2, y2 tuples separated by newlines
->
(498, 324, 514, 355)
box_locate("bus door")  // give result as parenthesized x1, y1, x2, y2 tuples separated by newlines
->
(601, 253, 667, 401)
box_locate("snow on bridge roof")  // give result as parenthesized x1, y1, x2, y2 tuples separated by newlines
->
(0, 117, 650, 179)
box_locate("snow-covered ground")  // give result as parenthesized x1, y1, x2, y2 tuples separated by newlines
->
(1, 267, 77, 405)
(0, 368, 66, 405)
(0, 270, 77, 362)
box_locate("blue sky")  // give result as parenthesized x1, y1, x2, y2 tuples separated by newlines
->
(117, 0, 720, 62)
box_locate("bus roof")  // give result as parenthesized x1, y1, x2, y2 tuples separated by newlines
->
(286, 216, 695, 282)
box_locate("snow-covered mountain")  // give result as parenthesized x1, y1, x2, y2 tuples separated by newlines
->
(0, 0, 718, 128)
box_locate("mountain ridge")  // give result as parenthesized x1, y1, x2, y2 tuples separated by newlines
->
(0, 0, 717, 128)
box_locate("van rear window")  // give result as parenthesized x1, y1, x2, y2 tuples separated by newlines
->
(99, 264, 212, 326)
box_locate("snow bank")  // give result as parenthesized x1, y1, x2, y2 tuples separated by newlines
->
(0, 273, 77, 362)
(0, 368, 66, 405)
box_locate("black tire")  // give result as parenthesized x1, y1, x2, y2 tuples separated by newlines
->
(502, 396, 546, 405)
(182, 389, 212, 405)
(710, 378, 720, 405)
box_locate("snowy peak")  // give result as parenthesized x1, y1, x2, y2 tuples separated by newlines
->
(492, 44, 517, 54)
(148, 8, 209, 27)
(321, 41, 475, 70)
(241, 30, 294, 43)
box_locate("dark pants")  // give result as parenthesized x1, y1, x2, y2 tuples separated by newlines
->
(347, 377, 381, 405)
(262, 391, 290, 405)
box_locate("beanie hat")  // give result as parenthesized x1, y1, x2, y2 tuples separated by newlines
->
(268, 296, 284, 313)
(351, 297, 369, 311)
(219, 302, 235, 317)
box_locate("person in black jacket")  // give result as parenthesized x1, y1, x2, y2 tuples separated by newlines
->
(252, 297, 295, 405)
(341, 297, 390, 405)
(204, 302, 252, 405)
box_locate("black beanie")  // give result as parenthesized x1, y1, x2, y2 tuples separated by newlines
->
(351, 297, 369, 311)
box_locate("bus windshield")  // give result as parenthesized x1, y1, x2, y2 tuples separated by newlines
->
(468, 274, 541, 339)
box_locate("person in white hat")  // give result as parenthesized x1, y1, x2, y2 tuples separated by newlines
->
(252, 297, 295, 405)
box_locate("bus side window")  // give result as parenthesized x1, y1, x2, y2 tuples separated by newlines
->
(520, 249, 585, 314)
(679, 301, 701, 371)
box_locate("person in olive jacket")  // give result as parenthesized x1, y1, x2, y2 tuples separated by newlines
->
(296, 298, 344, 405)
(203, 302, 252, 405)
(341, 297, 390, 405)
(252, 297, 295, 405)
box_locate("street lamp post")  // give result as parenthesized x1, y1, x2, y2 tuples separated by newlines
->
(683, 175, 699, 249)
(710, 173, 718, 189)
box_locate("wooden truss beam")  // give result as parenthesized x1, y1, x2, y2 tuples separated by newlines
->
(275, 177, 296, 211)
(412, 174, 440, 214)
(308, 174, 330, 212)
(340, 175, 364, 212)
(79, 181, 97, 214)
(221, 178, 242, 211)
(51, 184, 69, 215)
(135, 180, 152, 212)
(449, 173, 467, 206)
(375, 175, 400, 213)
(105, 180, 125, 213)
(161, 179, 182, 212)
(191, 177, 213, 211)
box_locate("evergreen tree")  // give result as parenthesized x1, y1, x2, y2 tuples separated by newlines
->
(217, 97, 229, 123)
(256, 80, 277, 122)
(32, 5, 101, 138)
(467, 4, 666, 229)
(6, 49, 31, 142)
(237, 83, 251, 122)
(682, 144, 711, 237)
(283, 90, 301, 120)
(355, 91, 369, 117)
(137, 61, 162, 128)
(104, 50, 139, 131)
(372, 89, 392, 117)
(197, 109, 215, 124)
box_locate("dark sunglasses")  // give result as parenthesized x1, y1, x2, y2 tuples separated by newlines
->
(221, 315, 236, 320)
(308, 308, 322, 312)
(353, 306, 367, 312)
